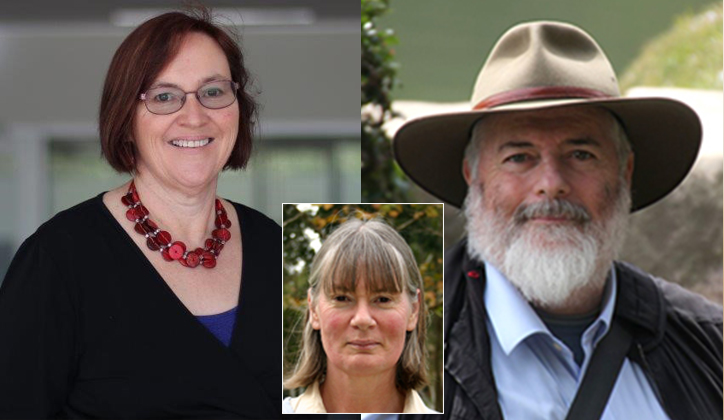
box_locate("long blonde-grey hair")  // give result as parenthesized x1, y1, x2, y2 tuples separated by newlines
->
(284, 217, 428, 392)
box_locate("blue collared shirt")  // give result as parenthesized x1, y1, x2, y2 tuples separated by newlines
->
(485, 262, 669, 419)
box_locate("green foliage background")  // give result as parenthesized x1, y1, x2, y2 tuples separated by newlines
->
(620, 3, 722, 91)
(283, 204, 444, 410)
(362, 0, 409, 202)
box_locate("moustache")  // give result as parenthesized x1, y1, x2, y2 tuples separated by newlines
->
(513, 199, 592, 224)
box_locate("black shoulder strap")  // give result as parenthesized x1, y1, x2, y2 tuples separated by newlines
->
(564, 318, 633, 420)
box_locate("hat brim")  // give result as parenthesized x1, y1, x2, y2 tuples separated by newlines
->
(393, 97, 702, 211)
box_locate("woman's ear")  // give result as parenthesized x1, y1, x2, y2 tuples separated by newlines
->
(407, 288, 421, 331)
(308, 289, 321, 330)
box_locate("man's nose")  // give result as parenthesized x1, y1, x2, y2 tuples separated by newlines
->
(534, 158, 571, 200)
(350, 302, 376, 330)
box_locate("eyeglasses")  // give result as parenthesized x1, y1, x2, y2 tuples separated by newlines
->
(139, 80, 239, 115)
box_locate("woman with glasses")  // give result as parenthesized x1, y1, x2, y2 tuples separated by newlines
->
(0, 7, 279, 419)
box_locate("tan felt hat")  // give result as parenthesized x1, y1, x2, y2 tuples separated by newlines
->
(393, 21, 702, 211)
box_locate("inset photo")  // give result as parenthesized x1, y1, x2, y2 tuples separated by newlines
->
(282, 203, 443, 414)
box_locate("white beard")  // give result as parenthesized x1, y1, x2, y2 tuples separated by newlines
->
(464, 183, 630, 309)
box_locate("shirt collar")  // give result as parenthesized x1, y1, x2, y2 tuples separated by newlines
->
(292, 381, 327, 413)
(483, 261, 618, 355)
(292, 382, 430, 414)
(590, 265, 617, 344)
(403, 390, 432, 413)
(484, 262, 548, 355)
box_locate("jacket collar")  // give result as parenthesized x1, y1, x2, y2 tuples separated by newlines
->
(611, 261, 666, 349)
(444, 239, 504, 419)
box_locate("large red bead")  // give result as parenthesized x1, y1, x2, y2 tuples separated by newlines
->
(131, 189, 140, 203)
(168, 241, 186, 260)
(178, 257, 189, 267)
(205, 238, 215, 250)
(135, 222, 153, 235)
(126, 208, 138, 221)
(156, 230, 172, 245)
(212, 241, 224, 254)
(144, 219, 158, 231)
(186, 252, 200, 268)
(215, 199, 224, 211)
(202, 252, 216, 268)
(146, 236, 160, 251)
(134, 223, 146, 235)
(212, 228, 231, 242)
(128, 206, 146, 221)
(161, 249, 174, 261)
(121, 194, 134, 207)
(215, 214, 231, 229)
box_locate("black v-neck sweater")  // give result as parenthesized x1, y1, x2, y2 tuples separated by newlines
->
(0, 193, 281, 419)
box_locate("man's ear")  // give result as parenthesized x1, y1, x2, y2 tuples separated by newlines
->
(308, 289, 321, 330)
(463, 159, 473, 186)
(407, 289, 421, 331)
(625, 152, 634, 185)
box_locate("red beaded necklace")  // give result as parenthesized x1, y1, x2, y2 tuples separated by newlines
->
(121, 181, 231, 269)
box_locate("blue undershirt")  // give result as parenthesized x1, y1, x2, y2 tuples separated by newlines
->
(534, 307, 599, 367)
(196, 306, 237, 347)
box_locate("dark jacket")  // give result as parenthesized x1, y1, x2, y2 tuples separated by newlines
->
(407, 239, 723, 420)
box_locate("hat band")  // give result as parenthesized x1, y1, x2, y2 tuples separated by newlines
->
(473, 86, 613, 110)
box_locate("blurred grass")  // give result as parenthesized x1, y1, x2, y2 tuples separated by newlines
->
(620, 3, 723, 92)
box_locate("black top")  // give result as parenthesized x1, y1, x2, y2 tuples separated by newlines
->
(0, 193, 281, 419)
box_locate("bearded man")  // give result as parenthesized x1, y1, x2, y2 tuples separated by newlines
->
(392, 21, 722, 420)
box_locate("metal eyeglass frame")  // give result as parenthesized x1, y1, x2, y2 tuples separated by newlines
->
(139, 80, 240, 115)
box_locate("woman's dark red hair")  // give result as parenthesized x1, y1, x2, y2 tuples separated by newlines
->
(99, 7, 258, 172)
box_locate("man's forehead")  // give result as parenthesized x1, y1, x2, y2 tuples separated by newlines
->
(475, 106, 616, 147)
(495, 137, 604, 152)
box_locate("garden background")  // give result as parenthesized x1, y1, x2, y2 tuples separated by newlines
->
(283, 203, 445, 410)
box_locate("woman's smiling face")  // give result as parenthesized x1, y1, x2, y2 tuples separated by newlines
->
(310, 278, 420, 379)
(133, 32, 239, 189)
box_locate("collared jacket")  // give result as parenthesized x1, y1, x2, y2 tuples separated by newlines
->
(406, 239, 723, 420)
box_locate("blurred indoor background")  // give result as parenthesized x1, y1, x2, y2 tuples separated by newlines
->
(0, 0, 360, 280)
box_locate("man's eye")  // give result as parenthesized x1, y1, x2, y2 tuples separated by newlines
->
(376, 296, 392, 303)
(504, 154, 530, 163)
(572, 150, 595, 160)
(333, 295, 350, 302)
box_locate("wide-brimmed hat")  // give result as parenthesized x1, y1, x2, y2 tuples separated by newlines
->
(393, 21, 701, 211)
